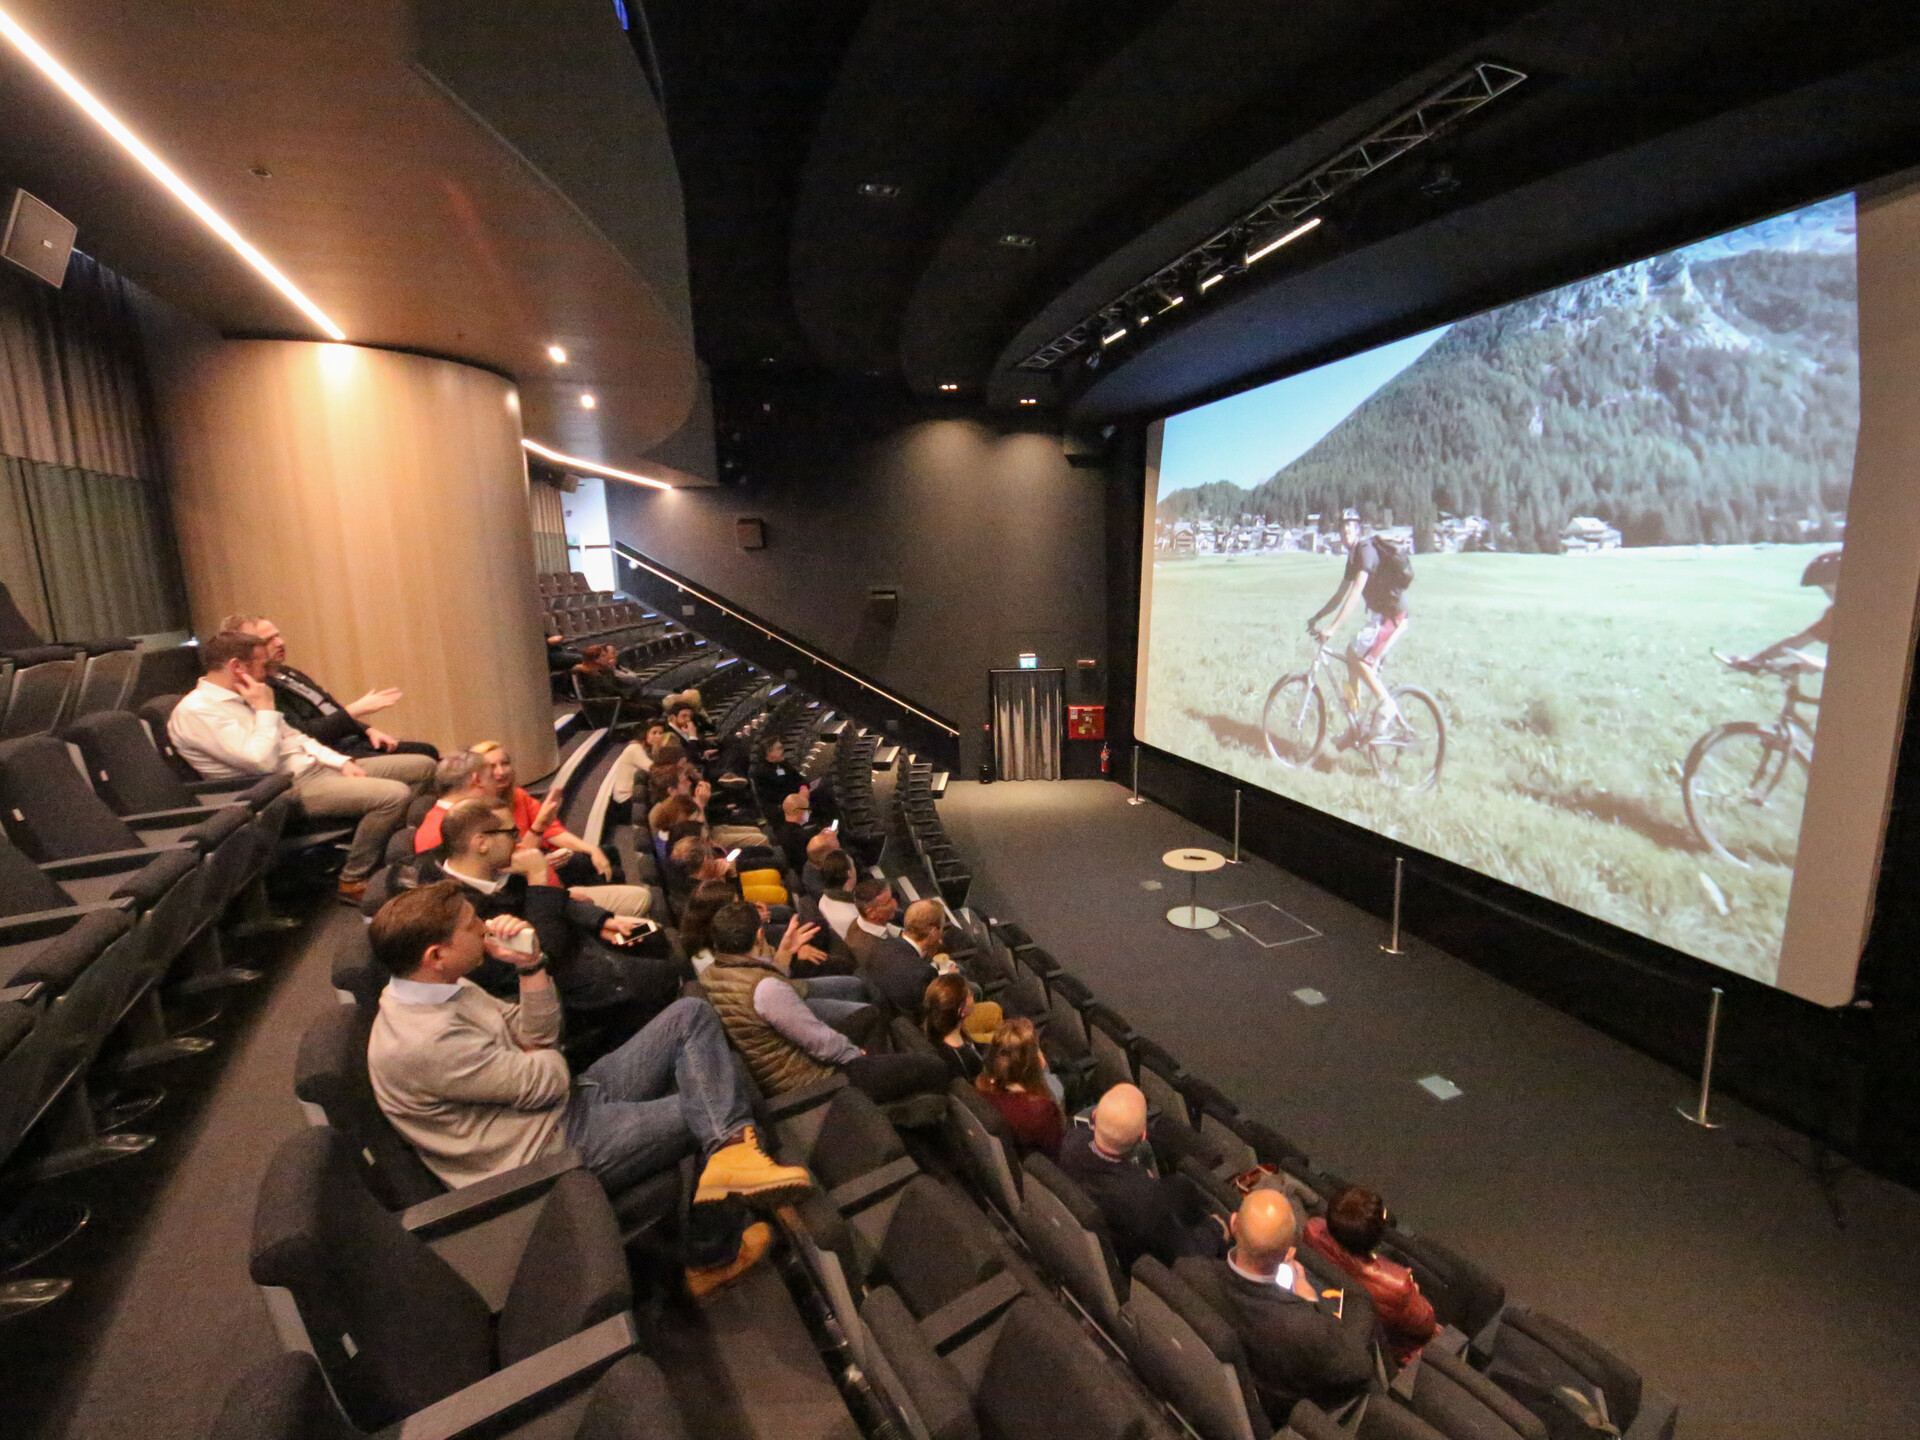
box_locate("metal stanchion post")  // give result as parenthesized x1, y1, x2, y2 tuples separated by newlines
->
(1127, 744, 1146, 805)
(1380, 856, 1405, 954)
(1228, 790, 1243, 863)
(1676, 987, 1725, 1129)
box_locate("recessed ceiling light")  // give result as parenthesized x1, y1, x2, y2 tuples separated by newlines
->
(939, 383, 959, 392)
(998, 233, 1036, 248)
(547, 345, 568, 364)
(859, 181, 901, 199)
(0, 6, 344, 341)
(1018, 398, 1038, 406)
(579, 393, 596, 409)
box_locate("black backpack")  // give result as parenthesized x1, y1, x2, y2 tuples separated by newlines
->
(1369, 536, 1414, 597)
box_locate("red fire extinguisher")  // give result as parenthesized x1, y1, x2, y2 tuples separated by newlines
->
(1100, 741, 1110, 774)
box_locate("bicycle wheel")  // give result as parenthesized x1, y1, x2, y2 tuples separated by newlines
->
(1263, 674, 1326, 768)
(1682, 722, 1807, 868)
(1368, 686, 1446, 790)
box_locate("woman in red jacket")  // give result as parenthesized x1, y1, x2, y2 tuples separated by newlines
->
(1303, 1184, 1438, 1366)
(974, 1016, 1064, 1158)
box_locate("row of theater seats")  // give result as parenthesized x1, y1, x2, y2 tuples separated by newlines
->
(0, 638, 145, 743)
(0, 703, 341, 1314)
(539, 570, 660, 645)
(899, 757, 971, 911)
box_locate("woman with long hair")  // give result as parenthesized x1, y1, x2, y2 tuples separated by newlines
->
(922, 973, 984, 1082)
(974, 1016, 1064, 1157)
(678, 879, 737, 976)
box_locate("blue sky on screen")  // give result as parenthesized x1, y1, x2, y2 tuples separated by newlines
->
(1159, 325, 1451, 498)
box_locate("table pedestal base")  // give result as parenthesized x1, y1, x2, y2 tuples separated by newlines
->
(1167, 904, 1220, 931)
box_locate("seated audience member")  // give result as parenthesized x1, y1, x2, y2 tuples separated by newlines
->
(170, 630, 433, 902)
(1176, 1190, 1377, 1419)
(815, 851, 860, 939)
(749, 737, 831, 819)
(419, 800, 681, 1032)
(700, 904, 945, 1104)
(1058, 1084, 1228, 1271)
(606, 720, 670, 829)
(572, 644, 653, 704)
(415, 750, 511, 851)
(768, 790, 822, 876)
(226, 614, 439, 759)
(653, 761, 769, 854)
(922, 976, 986, 1082)
(864, 895, 961, 1019)
(843, 877, 900, 969)
(678, 880, 736, 977)
(365, 882, 809, 1290)
(547, 633, 585, 673)
(665, 700, 718, 766)
(802, 828, 841, 899)
(1303, 1185, 1437, 1366)
(471, 741, 651, 915)
(974, 1017, 1065, 1158)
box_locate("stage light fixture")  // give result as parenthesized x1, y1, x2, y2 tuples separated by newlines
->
(998, 233, 1036, 248)
(1018, 397, 1038, 406)
(1102, 326, 1127, 346)
(521, 438, 672, 491)
(0, 6, 345, 341)
(547, 344, 568, 364)
(859, 181, 901, 199)
(1244, 216, 1322, 266)
(579, 393, 596, 409)
(1199, 271, 1225, 291)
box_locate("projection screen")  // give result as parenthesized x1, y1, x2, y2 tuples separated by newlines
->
(1137, 179, 1920, 1005)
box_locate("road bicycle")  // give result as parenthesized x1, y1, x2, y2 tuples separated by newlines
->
(1681, 649, 1820, 867)
(1262, 637, 1446, 790)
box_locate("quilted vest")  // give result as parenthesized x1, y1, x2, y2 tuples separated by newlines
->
(699, 956, 834, 1097)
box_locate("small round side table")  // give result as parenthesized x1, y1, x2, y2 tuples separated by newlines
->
(1162, 847, 1227, 930)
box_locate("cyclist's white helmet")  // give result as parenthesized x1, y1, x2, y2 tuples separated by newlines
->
(1339, 507, 1361, 524)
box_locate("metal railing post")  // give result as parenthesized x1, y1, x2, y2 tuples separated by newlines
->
(1127, 744, 1146, 805)
(1380, 856, 1405, 954)
(1676, 988, 1725, 1129)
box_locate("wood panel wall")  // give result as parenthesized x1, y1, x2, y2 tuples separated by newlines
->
(155, 339, 557, 775)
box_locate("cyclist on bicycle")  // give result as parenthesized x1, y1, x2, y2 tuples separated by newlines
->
(1306, 508, 1413, 739)
(1738, 549, 1839, 670)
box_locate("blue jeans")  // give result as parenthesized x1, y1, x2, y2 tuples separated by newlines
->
(562, 998, 752, 1194)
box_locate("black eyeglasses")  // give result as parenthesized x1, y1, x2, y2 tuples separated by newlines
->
(484, 827, 518, 837)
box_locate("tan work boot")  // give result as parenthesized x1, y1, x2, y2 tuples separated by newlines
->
(685, 1221, 773, 1301)
(693, 1126, 812, 1206)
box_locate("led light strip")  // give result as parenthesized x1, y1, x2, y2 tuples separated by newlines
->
(0, 7, 345, 340)
(522, 438, 673, 491)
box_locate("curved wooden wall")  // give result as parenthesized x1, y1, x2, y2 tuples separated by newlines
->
(157, 340, 556, 776)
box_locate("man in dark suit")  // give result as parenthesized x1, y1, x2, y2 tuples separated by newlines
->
(1175, 1189, 1377, 1419)
(227, 614, 438, 759)
(767, 790, 823, 876)
(860, 896, 961, 1018)
(1058, 1084, 1227, 1271)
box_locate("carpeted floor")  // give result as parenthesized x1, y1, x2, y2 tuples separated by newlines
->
(940, 778, 1920, 1440)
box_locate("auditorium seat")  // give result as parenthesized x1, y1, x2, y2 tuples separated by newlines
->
(1085, 1004, 1140, 1096)
(250, 1128, 639, 1432)
(944, 1077, 1023, 1218)
(1119, 1254, 1270, 1440)
(0, 646, 84, 739)
(208, 1347, 687, 1440)
(1015, 1152, 1128, 1337)
(70, 639, 143, 720)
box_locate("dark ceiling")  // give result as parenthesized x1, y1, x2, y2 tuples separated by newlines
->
(643, 0, 1920, 427)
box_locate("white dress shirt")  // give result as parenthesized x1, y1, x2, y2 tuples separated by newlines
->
(817, 894, 860, 939)
(168, 677, 349, 782)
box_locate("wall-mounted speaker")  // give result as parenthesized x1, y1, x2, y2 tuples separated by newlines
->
(2, 190, 76, 288)
(736, 517, 767, 550)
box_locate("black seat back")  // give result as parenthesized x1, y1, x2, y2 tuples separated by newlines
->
(138, 693, 202, 780)
(0, 829, 83, 918)
(978, 1297, 1157, 1440)
(72, 641, 142, 719)
(877, 1174, 1010, 1319)
(250, 1128, 494, 1430)
(0, 734, 144, 859)
(65, 709, 196, 815)
(0, 646, 81, 739)
(210, 1352, 360, 1440)
(292, 1002, 447, 1210)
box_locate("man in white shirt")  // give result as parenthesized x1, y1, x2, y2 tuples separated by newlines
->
(366, 880, 813, 1293)
(814, 851, 861, 939)
(169, 630, 433, 901)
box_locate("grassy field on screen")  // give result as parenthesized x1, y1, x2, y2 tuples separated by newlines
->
(1143, 544, 1830, 982)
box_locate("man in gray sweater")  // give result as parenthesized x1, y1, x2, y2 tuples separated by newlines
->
(367, 881, 811, 1285)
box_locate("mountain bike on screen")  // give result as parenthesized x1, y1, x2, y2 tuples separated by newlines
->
(1681, 649, 1820, 868)
(1262, 638, 1447, 790)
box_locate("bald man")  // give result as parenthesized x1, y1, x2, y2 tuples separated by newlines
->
(1176, 1189, 1377, 1418)
(801, 828, 841, 899)
(1057, 1084, 1227, 1270)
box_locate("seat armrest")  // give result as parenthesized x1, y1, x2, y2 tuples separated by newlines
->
(827, 1154, 919, 1214)
(368, 1311, 638, 1440)
(764, 1072, 848, 1120)
(0, 980, 45, 1005)
(916, 1270, 1024, 1352)
(1622, 1388, 1678, 1440)
(0, 901, 125, 944)
(185, 777, 256, 796)
(401, 1150, 585, 1239)
(127, 806, 224, 828)
(41, 847, 191, 881)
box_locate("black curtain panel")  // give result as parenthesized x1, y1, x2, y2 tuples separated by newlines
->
(991, 668, 1063, 781)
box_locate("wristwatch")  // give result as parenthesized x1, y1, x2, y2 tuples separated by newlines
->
(516, 957, 548, 976)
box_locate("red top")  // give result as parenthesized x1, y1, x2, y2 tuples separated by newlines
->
(1302, 1216, 1438, 1364)
(413, 789, 565, 862)
(976, 1082, 1064, 1158)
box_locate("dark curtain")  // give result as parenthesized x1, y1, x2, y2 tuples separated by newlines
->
(0, 248, 186, 641)
(992, 668, 1063, 781)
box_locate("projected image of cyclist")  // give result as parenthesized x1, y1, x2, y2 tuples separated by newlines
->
(1306, 509, 1414, 744)
(1740, 550, 1839, 670)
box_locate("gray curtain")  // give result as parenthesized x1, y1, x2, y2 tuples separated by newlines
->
(3, 457, 186, 639)
(991, 668, 1063, 781)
